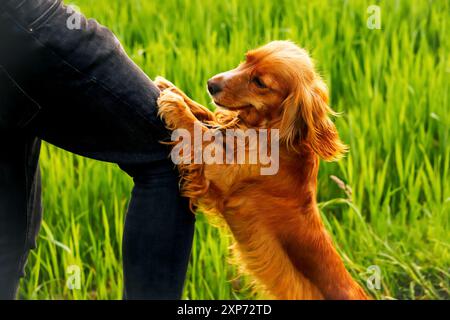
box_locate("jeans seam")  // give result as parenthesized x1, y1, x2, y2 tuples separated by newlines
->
(4, 0, 26, 11)
(28, 0, 61, 31)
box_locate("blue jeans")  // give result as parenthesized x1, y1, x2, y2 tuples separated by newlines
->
(0, 0, 195, 299)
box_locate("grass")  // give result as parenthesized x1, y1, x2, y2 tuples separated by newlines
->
(19, 0, 449, 299)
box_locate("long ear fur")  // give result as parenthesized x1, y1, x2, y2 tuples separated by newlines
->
(280, 77, 347, 161)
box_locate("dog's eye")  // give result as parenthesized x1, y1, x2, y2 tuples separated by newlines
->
(252, 76, 266, 89)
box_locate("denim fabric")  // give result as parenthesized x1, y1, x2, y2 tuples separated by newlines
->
(0, 0, 195, 299)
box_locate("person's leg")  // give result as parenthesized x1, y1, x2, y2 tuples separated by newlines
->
(0, 57, 43, 299)
(121, 161, 195, 299)
(0, 0, 194, 299)
(0, 133, 41, 299)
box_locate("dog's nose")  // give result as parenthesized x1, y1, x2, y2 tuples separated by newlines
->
(207, 78, 223, 95)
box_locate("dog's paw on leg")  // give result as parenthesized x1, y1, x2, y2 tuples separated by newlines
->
(154, 76, 176, 91)
(157, 89, 193, 130)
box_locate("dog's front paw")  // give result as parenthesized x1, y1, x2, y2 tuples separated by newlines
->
(157, 89, 188, 130)
(158, 88, 185, 107)
(154, 76, 176, 91)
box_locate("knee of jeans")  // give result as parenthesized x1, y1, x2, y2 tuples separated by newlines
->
(119, 159, 178, 186)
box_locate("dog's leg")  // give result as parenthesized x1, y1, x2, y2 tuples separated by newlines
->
(157, 89, 200, 130)
(280, 207, 369, 300)
(222, 199, 324, 300)
(155, 77, 216, 123)
(223, 191, 368, 300)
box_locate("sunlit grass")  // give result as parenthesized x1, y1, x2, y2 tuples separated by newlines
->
(19, 0, 449, 300)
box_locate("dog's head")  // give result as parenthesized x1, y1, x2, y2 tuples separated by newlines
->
(208, 40, 347, 161)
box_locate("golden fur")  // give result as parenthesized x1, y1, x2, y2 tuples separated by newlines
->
(155, 41, 369, 300)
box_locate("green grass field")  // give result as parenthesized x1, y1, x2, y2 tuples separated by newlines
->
(19, 0, 449, 299)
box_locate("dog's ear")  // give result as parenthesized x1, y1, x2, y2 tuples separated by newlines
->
(280, 77, 347, 161)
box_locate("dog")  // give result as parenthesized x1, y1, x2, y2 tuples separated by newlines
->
(155, 41, 369, 300)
